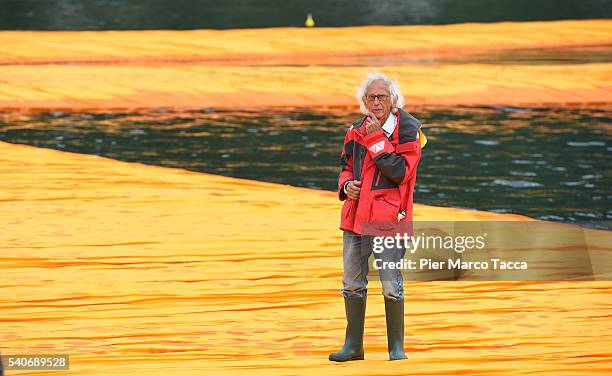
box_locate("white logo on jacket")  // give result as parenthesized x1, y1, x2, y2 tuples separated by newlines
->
(369, 140, 385, 153)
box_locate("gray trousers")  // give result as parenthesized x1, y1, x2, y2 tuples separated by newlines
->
(341, 230, 406, 300)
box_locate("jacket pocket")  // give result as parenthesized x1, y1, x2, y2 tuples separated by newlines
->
(369, 194, 400, 229)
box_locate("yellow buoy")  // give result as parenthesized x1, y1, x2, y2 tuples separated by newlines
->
(305, 13, 315, 27)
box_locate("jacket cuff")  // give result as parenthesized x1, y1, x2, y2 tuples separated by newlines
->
(338, 179, 351, 200)
(363, 129, 394, 159)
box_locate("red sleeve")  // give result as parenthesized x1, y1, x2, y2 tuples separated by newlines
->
(363, 129, 410, 185)
(362, 129, 395, 158)
(338, 128, 354, 201)
(395, 142, 421, 184)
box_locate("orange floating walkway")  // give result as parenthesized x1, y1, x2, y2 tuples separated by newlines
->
(0, 19, 611, 110)
(1, 63, 611, 110)
(1, 20, 610, 65)
(1, 141, 611, 375)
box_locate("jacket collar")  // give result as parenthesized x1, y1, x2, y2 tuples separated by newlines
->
(351, 115, 367, 130)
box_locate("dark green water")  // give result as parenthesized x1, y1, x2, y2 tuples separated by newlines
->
(1, 106, 610, 229)
(2, 0, 611, 30)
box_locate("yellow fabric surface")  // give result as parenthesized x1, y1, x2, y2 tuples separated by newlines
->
(1, 141, 610, 375)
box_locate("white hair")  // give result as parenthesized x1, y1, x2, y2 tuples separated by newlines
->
(356, 72, 405, 114)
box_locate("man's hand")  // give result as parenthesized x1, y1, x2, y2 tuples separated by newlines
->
(346, 180, 361, 200)
(365, 112, 382, 135)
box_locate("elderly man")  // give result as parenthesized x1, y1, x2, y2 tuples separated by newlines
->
(329, 72, 425, 362)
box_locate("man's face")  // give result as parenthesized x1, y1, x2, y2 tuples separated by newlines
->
(364, 79, 392, 121)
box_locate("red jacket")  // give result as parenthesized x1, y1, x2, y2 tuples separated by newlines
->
(338, 109, 423, 235)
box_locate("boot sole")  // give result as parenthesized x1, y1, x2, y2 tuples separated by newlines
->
(329, 354, 364, 362)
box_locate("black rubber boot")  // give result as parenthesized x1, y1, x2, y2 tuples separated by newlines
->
(385, 297, 408, 360)
(329, 295, 366, 362)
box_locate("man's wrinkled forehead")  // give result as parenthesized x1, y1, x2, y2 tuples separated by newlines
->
(366, 79, 391, 95)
